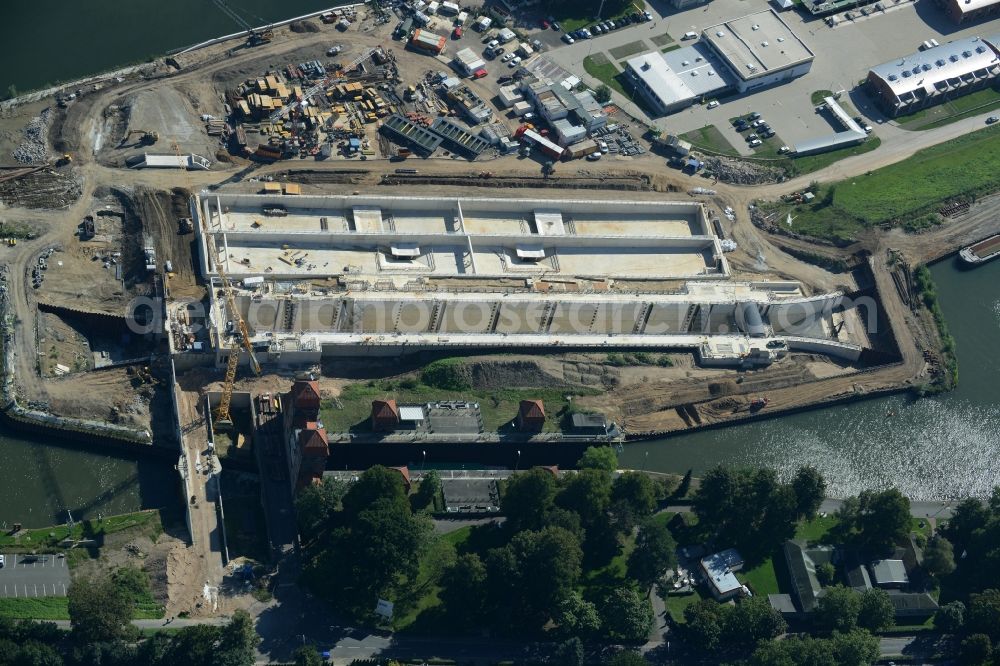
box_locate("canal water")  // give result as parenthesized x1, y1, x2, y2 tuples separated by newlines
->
(0, 433, 180, 529)
(1, 0, 343, 96)
(620, 257, 1000, 501)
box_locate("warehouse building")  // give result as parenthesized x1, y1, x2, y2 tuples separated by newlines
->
(187, 193, 869, 368)
(625, 45, 737, 115)
(453, 47, 487, 77)
(936, 0, 1000, 24)
(701, 9, 814, 93)
(866, 35, 1000, 117)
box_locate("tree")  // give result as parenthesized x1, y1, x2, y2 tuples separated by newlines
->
(557, 469, 612, 529)
(813, 585, 861, 632)
(501, 467, 557, 532)
(612, 472, 658, 518)
(556, 592, 601, 638)
(959, 633, 993, 666)
(627, 519, 677, 587)
(68, 575, 134, 644)
(816, 562, 837, 586)
(856, 489, 911, 553)
(11, 642, 63, 666)
(578, 446, 618, 472)
(967, 589, 1000, 641)
(217, 610, 260, 666)
(555, 637, 585, 666)
(412, 470, 442, 512)
(944, 498, 990, 549)
(163, 625, 224, 666)
(439, 553, 489, 627)
(934, 601, 966, 633)
(489, 526, 583, 628)
(829, 629, 880, 666)
(594, 84, 612, 104)
(341, 465, 408, 518)
(344, 497, 432, 599)
(683, 599, 729, 652)
(857, 588, 894, 632)
(792, 466, 826, 520)
(692, 467, 799, 559)
(293, 645, 324, 666)
(295, 477, 347, 534)
(604, 650, 650, 666)
(723, 596, 787, 650)
(597, 587, 653, 643)
(923, 535, 956, 578)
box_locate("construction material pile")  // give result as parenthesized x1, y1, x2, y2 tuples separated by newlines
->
(704, 155, 783, 185)
(12, 109, 52, 164)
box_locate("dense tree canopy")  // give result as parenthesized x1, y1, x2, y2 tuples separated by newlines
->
(857, 588, 894, 632)
(627, 519, 677, 587)
(923, 535, 957, 578)
(295, 476, 346, 535)
(934, 601, 966, 633)
(813, 585, 862, 633)
(577, 445, 618, 472)
(596, 587, 653, 643)
(692, 466, 804, 559)
(723, 596, 788, 650)
(751, 630, 879, 666)
(500, 467, 558, 532)
(68, 575, 135, 644)
(834, 489, 911, 553)
(792, 466, 827, 520)
(439, 553, 489, 628)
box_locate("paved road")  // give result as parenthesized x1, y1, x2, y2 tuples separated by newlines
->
(0, 553, 70, 598)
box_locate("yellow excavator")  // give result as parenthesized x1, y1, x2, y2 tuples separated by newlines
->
(120, 129, 159, 147)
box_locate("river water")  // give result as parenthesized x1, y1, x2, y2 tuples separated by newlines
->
(1, 0, 341, 96)
(620, 257, 1000, 501)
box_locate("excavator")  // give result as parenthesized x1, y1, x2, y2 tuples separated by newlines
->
(120, 129, 159, 147)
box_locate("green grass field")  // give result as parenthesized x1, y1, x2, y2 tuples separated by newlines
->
(897, 86, 1000, 130)
(321, 381, 599, 434)
(0, 596, 70, 620)
(556, 2, 646, 32)
(393, 527, 472, 631)
(0, 511, 163, 551)
(679, 125, 738, 156)
(768, 124, 1000, 241)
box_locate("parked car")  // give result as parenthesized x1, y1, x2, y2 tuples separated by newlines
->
(541, 19, 550, 28)
(509, 56, 522, 67)
(598, 139, 609, 153)
(707, 100, 719, 109)
(863, 124, 873, 133)
(643, 10, 654, 20)
(988, 116, 1000, 124)
(580, 28, 591, 38)
(777, 145, 791, 154)
(746, 133, 759, 142)
(0, 554, 5, 568)
(586, 152, 602, 160)
(501, 52, 514, 62)
(751, 119, 766, 127)
(561, 33, 574, 44)
(552, 22, 561, 31)
(749, 111, 761, 120)
(748, 138, 762, 147)
(593, 24, 604, 34)
(760, 130, 775, 139)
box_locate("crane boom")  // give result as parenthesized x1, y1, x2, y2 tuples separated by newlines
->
(213, 257, 261, 425)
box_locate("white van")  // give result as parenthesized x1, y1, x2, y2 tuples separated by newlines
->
(683, 31, 698, 40)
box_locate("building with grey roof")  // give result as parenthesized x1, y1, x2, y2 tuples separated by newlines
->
(624, 44, 737, 116)
(700, 548, 746, 600)
(936, 0, 1000, 24)
(779, 540, 833, 613)
(793, 96, 868, 156)
(866, 35, 1000, 117)
(701, 9, 814, 93)
(869, 559, 909, 588)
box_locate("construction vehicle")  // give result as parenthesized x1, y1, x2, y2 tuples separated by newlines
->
(246, 27, 274, 47)
(178, 217, 194, 234)
(121, 129, 159, 146)
(214, 261, 262, 428)
(56, 154, 73, 166)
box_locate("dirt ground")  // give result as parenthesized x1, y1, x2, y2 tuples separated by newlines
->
(41, 366, 160, 431)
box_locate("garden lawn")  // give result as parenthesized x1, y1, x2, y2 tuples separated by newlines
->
(321, 382, 599, 434)
(393, 527, 472, 632)
(0, 597, 70, 620)
(679, 125, 738, 156)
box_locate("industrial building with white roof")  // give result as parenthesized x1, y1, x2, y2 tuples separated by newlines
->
(866, 35, 1000, 117)
(935, 0, 1000, 24)
(624, 9, 813, 115)
(185, 192, 869, 368)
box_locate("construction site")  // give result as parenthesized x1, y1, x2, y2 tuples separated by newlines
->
(0, 0, 995, 625)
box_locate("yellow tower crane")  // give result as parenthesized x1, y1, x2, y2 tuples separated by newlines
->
(213, 257, 262, 427)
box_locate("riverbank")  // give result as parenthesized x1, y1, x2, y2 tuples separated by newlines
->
(0, 0, 348, 99)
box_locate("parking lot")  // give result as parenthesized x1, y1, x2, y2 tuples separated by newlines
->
(0, 553, 70, 597)
(541, 0, 1000, 151)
